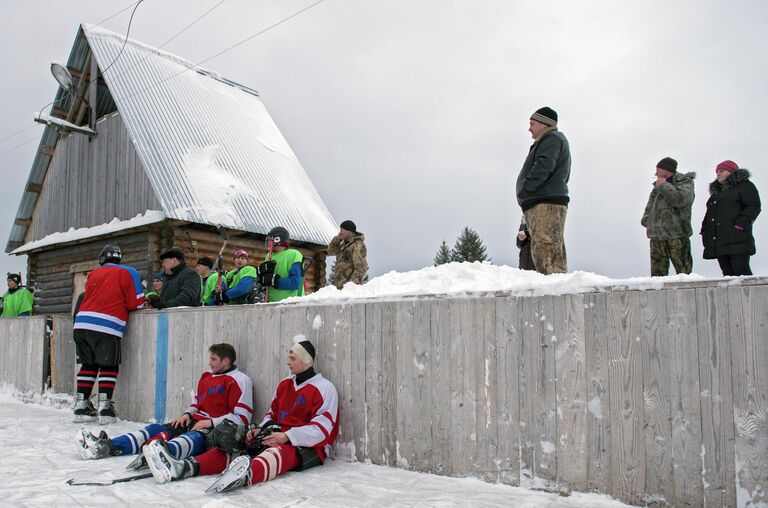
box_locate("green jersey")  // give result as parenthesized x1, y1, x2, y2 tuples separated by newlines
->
(1, 288, 34, 317)
(201, 272, 221, 304)
(267, 249, 304, 302)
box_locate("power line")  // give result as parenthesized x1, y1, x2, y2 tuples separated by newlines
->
(123, 0, 325, 103)
(0, 126, 37, 144)
(97, 0, 145, 77)
(109, 0, 227, 84)
(0, 135, 42, 158)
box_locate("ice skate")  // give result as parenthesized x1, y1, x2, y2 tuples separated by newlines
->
(97, 393, 117, 425)
(72, 393, 97, 423)
(74, 428, 113, 460)
(206, 455, 252, 493)
(144, 440, 196, 484)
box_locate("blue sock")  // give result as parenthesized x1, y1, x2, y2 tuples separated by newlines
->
(166, 431, 206, 459)
(110, 423, 168, 455)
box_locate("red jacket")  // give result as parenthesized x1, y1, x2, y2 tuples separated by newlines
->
(186, 367, 254, 427)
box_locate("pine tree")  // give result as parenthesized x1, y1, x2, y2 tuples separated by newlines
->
(450, 226, 489, 263)
(433, 240, 452, 266)
(327, 260, 337, 287)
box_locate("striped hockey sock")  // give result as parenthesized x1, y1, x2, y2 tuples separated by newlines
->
(76, 364, 98, 398)
(97, 366, 119, 400)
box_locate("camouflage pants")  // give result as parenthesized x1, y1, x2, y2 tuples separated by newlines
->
(524, 203, 568, 275)
(649, 238, 692, 276)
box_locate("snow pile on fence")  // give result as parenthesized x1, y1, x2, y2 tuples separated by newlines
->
(300, 261, 709, 302)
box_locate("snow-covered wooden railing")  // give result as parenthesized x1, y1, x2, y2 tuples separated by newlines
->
(2, 278, 766, 507)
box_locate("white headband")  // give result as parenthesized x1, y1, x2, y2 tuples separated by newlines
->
(290, 343, 314, 367)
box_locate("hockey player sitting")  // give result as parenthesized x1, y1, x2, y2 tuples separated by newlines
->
(75, 343, 253, 471)
(142, 340, 338, 493)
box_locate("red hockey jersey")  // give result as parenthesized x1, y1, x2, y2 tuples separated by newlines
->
(185, 367, 254, 427)
(259, 373, 339, 461)
(74, 263, 144, 338)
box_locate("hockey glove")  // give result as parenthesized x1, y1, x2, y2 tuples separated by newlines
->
(213, 291, 230, 305)
(260, 272, 280, 288)
(146, 294, 163, 309)
(257, 260, 276, 276)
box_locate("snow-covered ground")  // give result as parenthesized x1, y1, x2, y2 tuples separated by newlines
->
(291, 261, 722, 303)
(0, 391, 633, 507)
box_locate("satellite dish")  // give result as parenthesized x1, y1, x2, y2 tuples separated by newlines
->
(50, 62, 74, 91)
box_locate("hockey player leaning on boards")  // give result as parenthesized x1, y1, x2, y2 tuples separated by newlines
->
(76, 343, 253, 470)
(256, 226, 305, 302)
(72, 244, 144, 424)
(142, 339, 339, 493)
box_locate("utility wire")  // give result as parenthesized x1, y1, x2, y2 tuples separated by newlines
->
(108, 0, 227, 84)
(123, 0, 324, 103)
(97, 0, 145, 77)
(0, 126, 37, 144)
(0, 135, 42, 158)
(93, 0, 143, 28)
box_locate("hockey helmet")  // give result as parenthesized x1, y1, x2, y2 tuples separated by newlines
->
(265, 226, 290, 248)
(98, 244, 122, 265)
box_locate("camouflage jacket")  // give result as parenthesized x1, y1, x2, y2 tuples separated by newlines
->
(327, 233, 368, 288)
(641, 172, 696, 239)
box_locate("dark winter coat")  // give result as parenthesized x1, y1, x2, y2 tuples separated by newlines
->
(516, 223, 535, 271)
(700, 169, 761, 259)
(641, 172, 696, 240)
(160, 261, 202, 308)
(516, 129, 571, 211)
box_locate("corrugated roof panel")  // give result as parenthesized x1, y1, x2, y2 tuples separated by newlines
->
(83, 25, 337, 246)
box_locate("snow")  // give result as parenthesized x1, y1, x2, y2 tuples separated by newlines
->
(287, 261, 710, 303)
(0, 389, 634, 508)
(34, 112, 96, 135)
(10, 211, 166, 254)
(312, 314, 323, 330)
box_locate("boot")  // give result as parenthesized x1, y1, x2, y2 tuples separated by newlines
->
(73, 393, 97, 423)
(206, 455, 252, 493)
(97, 393, 117, 425)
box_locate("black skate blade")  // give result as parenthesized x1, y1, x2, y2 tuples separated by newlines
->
(66, 472, 153, 486)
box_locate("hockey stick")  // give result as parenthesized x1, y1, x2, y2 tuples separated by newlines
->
(263, 238, 274, 303)
(212, 224, 229, 305)
(66, 472, 153, 486)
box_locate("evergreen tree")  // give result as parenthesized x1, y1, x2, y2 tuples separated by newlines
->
(450, 226, 489, 263)
(327, 261, 337, 287)
(433, 240, 452, 266)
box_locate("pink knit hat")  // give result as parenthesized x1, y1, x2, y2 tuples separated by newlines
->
(716, 160, 738, 173)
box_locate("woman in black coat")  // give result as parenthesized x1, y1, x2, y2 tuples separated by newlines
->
(700, 160, 761, 276)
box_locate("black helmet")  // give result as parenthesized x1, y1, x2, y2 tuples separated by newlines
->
(99, 244, 122, 265)
(265, 226, 290, 248)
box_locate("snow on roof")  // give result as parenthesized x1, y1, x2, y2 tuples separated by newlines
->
(10, 210, 166, 254)
(288, 261, 714, 303)
(82, 24, 338, 246)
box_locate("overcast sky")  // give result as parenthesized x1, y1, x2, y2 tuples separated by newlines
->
(1, 0, 765, 282)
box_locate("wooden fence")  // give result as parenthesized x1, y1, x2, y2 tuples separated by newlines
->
(1, 279, 766, 507)
(0, 316, 48, 393)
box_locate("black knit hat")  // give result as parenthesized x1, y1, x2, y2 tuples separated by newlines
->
(530, 107, 558, 127)
(6, 273, 21, 285)
(656, 157, 678, 173)
(196, 256, 214, 269)
(159, 247, 185, 260)
(340, 220, 357, 233)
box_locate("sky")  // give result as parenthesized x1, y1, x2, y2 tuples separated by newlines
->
(0, 0, 766, 282)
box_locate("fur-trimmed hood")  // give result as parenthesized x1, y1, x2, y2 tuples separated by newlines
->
(710, 168, 751, 194)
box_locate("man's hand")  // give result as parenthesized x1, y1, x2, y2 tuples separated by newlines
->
(654, 176, 667, 188)
(170, 412, 191, 428)
(261, 432, 289, 446)
(245, 428, 260, 444)
(192, 419, 213, 431)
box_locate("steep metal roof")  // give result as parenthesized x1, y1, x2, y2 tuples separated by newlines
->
(7, 24, 337, 252)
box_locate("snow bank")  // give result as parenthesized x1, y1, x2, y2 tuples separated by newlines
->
(11, 210, 166, 254)
(0, 390, 632, 507)
(292, 261, 710, 303)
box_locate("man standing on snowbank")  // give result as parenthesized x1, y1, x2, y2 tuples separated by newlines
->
(641, 157, 696, 276)
(327, 219, 368, 288)
(516, 106, 571, 275)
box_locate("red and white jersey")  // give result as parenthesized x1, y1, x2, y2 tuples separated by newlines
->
(260, 373, 339, 461)
(185, 367, 253, 427)
(74, 264, 144, 338)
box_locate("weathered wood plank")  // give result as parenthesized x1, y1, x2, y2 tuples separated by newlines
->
(585, 292, 611, 494)
(695, 287, 735, 507)
(606, 290, 644, 504)
(728, 286, 768, 507)
(638, 289, 673, 506)
(394, 301, 416, 469)
(364, 302, 385, 464)
(555, 293, 588, 492)
(430, 299, 451, 476)
(495, 296, 521, 486)
(474, 298, 498, 481)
